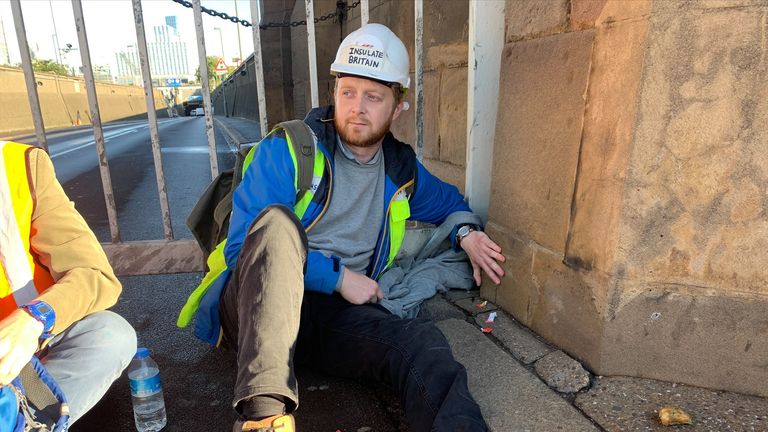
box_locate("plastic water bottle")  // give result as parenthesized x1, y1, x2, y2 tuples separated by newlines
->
(128, 347, 167, 432)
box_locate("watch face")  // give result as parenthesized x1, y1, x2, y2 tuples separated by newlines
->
(25, 301, 55, 334)
(458, 225, 471, 236)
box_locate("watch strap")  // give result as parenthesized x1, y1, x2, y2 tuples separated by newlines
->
(456, 224, 477, 245)
(22, 301, 56, 339)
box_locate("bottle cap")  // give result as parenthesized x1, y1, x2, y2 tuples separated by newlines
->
(134, 347, 150, 359)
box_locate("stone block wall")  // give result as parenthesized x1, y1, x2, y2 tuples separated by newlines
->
(486, 0, 768, 398)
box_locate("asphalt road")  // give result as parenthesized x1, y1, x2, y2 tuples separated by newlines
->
(16, 118, 404, 431)
(13, 117, 234, 243)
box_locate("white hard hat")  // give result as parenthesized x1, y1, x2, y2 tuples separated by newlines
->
(330, 23, 410, 89)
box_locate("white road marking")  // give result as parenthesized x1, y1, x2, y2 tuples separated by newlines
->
(49, 119, 179, 159)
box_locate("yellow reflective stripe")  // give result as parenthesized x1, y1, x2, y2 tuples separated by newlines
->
(3, 143, 34, 267)
(305, 158, 332, 233)
(293, 191, 313, 219)
(177, 239, 228, 328)
(0, 142, 36, 303)
(293, 147, 325, 219)
(0, 267, 8, 299)
(386, 195, 411, 267)
(0, 147, 12, 298)
(372, 180, 413, 273)
(242, 144, 258, 175)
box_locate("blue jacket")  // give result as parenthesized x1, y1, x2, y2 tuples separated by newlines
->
(193, 106, 471, 345)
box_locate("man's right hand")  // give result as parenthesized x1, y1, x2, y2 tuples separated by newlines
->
(338, 267, 384, 305)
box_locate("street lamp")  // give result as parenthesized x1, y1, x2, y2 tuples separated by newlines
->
(49, 0, 61, 64)
(59, 43, 78, 75)
(213, 27, 225, 86)
(213, 27, 225, 59)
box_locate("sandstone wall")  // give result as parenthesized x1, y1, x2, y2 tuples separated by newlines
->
(487, 0, 768, 397)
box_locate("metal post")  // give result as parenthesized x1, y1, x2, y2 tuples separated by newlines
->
(234, 0, 244, 63)
(223, 83, 229, 117)
(0, 16, 11, 64)
(133, 0, 174, 241)
(305, 0, 319, 108)
(48, 0, 61, 65)
(250, 0, 269, 136)
(414, 0, 424, 161)
(360, 0, 369, 26)
(465, 0, 505, 221)
(192, 0, 219, 179)
(71, 0, 121, 242)
(215, 27, 225, 59)
(10, 0, 48, 151)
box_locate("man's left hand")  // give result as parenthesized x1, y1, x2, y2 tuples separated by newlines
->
(0, 309, 44, 386)
(460, 231, 506, 286)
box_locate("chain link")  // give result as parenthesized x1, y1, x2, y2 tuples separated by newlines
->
(171, 0, 360, 29)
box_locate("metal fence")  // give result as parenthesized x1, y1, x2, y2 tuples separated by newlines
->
(10, 0, 504, 276)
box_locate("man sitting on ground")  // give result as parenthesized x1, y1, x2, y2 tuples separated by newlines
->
(189, 23, 505, 432)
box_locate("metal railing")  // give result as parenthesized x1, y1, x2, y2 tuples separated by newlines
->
(9, 0, 502, 276)
(10, 0, 204, 275)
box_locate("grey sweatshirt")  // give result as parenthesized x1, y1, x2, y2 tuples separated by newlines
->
(306, 141, 385, 287)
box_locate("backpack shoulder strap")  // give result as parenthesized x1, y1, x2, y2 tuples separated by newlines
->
(275, 119, 315, 196)
(18, 357, 69, 429)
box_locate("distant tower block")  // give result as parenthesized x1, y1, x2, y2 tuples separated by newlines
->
(165, 16, 177, 31)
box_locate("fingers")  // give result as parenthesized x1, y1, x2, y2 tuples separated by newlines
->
(485, 238, 502, 253)
(0, 347, 26, 386)
(0, 312, 41, 386)
(478, 235, 504, 256)
(482, 260, 503, 285)
(366, 285, 383, 304)
(485, 246, 506, 263)
(472, 261, 482, 286)
(467, 241, 505, 285)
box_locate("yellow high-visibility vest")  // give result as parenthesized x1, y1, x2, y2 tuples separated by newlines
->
(0, 141, 54, 319)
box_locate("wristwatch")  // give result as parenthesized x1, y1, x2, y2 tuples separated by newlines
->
(455, 224, 477, 246)
(22, 300, 56, 339)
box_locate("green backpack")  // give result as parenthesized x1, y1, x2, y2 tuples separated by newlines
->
(186, 119, 316, 259)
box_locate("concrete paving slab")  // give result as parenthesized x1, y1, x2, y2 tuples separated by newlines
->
(534, 351, 591, 393)
(445, 289, 478, 302)
(419, 293, 468, 321)
(473, 311, 553, 364)
(437, 319, 599, 432)
(575, 376, 768, 431)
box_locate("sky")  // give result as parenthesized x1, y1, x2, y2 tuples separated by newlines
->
(0, 0, 259, 76)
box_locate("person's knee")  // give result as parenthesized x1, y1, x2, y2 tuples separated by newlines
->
(246, 205, 307, 250)
(88, 310, 137, 366)
(248, 205, 304, 240)
(399, 320, 458, 369)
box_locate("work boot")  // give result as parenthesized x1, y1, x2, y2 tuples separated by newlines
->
(233, 414, 295, 432)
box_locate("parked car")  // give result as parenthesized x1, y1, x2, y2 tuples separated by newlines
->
(183, 95, 203, 116)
